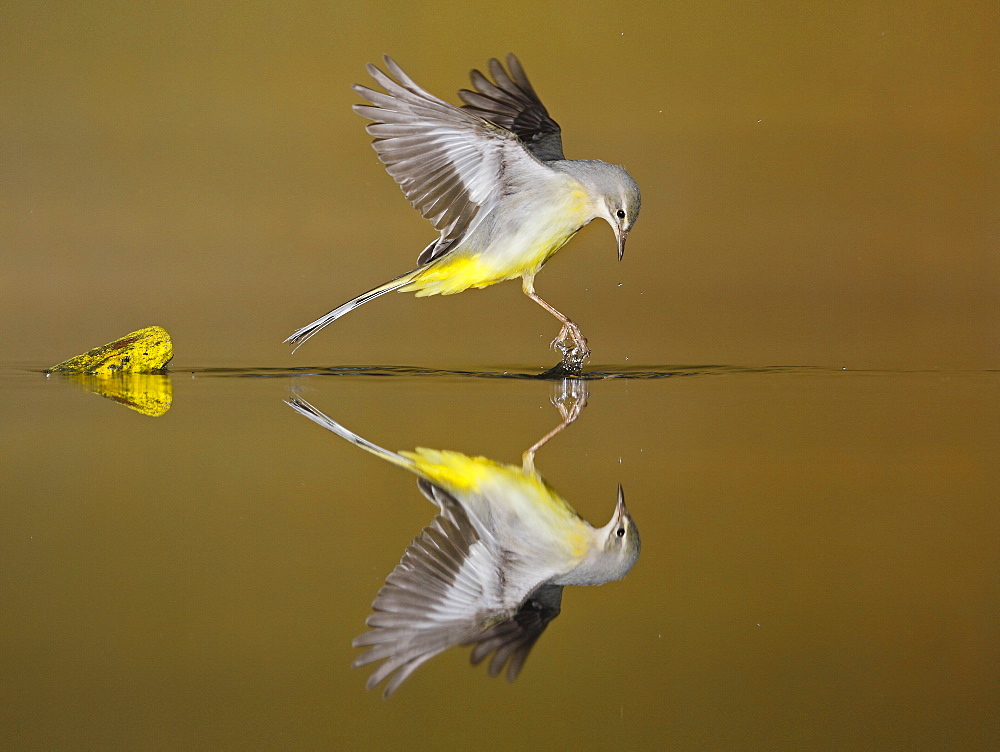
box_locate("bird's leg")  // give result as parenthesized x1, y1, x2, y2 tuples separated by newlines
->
(550, 376, 589, 424)
(523, 378, 590, 471)
(522, 276, 590, 371)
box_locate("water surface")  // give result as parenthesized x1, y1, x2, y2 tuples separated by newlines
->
(2, 365, 996, 748)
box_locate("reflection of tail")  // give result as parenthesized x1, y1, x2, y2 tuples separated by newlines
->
(284, 269, 418, 352)
(285, 397, 416, 471)
(287, 397, 499, 499)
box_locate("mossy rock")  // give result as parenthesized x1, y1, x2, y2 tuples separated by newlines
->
(47, 326, 173, 375)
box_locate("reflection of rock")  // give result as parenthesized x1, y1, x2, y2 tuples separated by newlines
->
(287, 394, 640, 698)
(47, 326, 173, 375)
(60, 373, 173, 417)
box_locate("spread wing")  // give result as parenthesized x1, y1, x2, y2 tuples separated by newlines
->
(353, 480, 556, 697)
(463, 582, 563, 682)
(458, 54, 565, 162)
(353, 55, 552, 265)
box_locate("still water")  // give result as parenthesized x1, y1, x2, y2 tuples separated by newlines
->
(2, 365, 995, 748)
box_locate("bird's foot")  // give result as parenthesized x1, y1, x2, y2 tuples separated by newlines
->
(551, 378, 589, 423)
(551, 322, 590, 373)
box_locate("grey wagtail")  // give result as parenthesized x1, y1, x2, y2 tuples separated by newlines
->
(285, 54, 642, 367)
(286, 396, 641, 697)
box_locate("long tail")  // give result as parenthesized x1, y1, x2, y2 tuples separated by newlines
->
(285, 396, 416, 471)
(284, 270, 418, 352)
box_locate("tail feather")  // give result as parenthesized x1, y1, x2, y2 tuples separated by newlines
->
(284, 270, 417, 352)
(285, 397, 416, 471)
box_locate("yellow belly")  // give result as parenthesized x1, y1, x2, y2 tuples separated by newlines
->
(400, 447, 591, 557)
(403, 254, 512, 296)
(401, 187, 591, 297)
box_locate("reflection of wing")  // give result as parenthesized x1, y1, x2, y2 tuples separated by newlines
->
(422, 481, 563, 683)
(353, 481, 557, 697)
(458, 54, 565, 162)
(353, 482, 506, 697)
(464, 582, 563, 682)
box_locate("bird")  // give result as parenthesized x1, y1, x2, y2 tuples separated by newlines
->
(284, 54, 642, 368)
(285, 396, 641, 697)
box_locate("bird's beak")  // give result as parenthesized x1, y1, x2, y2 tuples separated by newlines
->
(616, 228, 629, 261)
(615, 484, 628, 518)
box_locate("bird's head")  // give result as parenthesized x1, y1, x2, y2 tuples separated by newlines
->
(559, 484, 641, 586)
(597, 484, 641, 578)
(597, 164, 641, 261)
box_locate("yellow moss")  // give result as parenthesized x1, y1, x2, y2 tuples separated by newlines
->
(64, 373, 173, 417)
(47, 326, 173, 375)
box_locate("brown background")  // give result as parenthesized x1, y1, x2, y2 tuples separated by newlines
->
(2, 0, 996, 370)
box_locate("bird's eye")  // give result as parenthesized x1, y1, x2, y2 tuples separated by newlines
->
(616, 527, 625, 537)
(616, 209, 626, 219)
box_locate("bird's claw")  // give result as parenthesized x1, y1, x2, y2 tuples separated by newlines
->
(551, 378, 589, 421)
(551, 322, 590, 372)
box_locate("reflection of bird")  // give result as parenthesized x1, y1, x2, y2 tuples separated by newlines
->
(286, 397, 640, 697)
(285, 54, 641, 367)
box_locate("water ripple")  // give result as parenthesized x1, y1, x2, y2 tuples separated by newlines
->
(184, 364, 848, 380)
